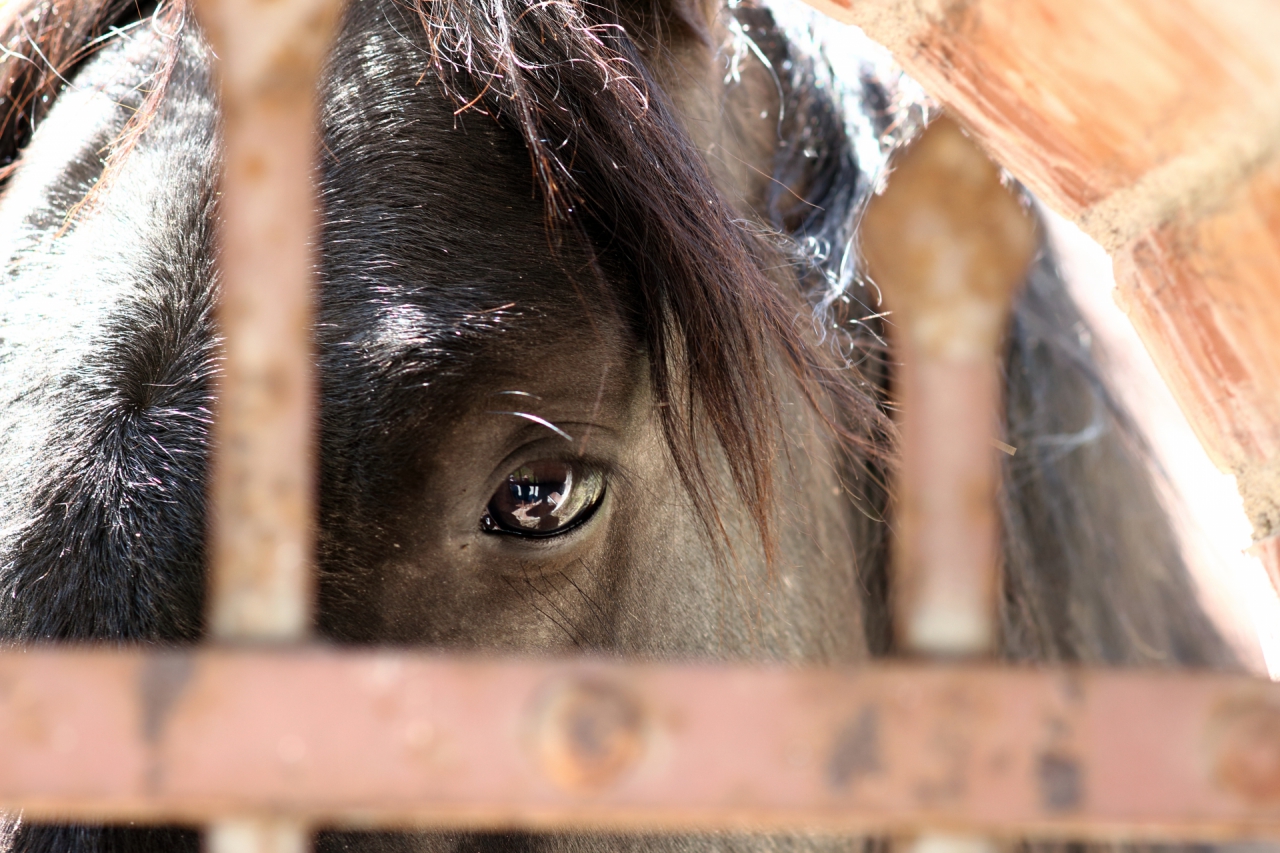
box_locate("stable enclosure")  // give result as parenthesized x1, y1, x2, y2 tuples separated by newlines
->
(1, 0, 1279, 851)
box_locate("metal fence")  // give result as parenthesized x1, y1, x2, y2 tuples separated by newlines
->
(2, 0, 1279, 850)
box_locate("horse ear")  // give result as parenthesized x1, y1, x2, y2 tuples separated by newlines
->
(615, 0, 719, 51)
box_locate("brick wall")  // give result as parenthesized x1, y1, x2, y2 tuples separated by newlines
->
(808, 0, 1280, 581)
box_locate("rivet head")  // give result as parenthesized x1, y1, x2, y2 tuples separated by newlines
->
(1211, 699, 1280, 804)
(533, 676, 646, 791)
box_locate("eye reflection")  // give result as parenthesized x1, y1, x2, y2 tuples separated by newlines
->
(482, 460, 605, 537)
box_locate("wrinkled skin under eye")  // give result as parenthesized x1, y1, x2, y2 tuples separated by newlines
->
(482, 460, 605, 537)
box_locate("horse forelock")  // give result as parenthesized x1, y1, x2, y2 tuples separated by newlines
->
(403, 0, 893, 554)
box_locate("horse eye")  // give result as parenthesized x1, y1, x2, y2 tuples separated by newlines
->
(481, 460, 605, 537)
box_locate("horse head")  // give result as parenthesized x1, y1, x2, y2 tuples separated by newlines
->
(0, 0, 1236, 849)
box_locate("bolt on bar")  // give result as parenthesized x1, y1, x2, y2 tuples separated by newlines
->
(860, 118, 1037, 853)
(195, 0, 344, 848)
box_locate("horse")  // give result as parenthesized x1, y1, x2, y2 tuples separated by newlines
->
(0, 0, 1236, 849)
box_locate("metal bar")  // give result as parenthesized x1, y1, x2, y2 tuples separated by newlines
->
(860, 117, 1038, 657)
(0, 648, 1277, 839)
(860, 116, 1037, 853)
(195, 0, 342, 846)
(196, 0, 343, 643)
(208, 820, 310, 853)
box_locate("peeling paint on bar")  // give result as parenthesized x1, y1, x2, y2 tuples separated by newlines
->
(195, 0, 344, 846)
(0, 649, 1278, 839)
(208, 820, 310, 853)
(197, 0, 343, 643)
(860, 115, 1036, 853)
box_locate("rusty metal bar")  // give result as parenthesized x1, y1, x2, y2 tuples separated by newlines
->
(208, 820, 310, 853)
(1, 648, 1278, 839)
(861, 117, 1037, 657)
(194, 0, 342, 846)
(195, 0, 342, 643)
(861, 114, 1037, 853)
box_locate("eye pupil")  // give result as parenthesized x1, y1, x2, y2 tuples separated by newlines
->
(484, 460, 604, 537)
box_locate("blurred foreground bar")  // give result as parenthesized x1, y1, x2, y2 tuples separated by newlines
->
(196, 0, 344, 845)
(861, 117, 1036, 657)
(198, 0, 342, 643)
(0, 649, 1278, 838)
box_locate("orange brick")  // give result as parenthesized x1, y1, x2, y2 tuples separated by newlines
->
(823, 0, 1280, 221)
(1115, 154, 1280, 504)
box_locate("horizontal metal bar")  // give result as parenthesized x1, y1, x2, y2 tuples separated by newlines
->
(1, 648, 1278, 839)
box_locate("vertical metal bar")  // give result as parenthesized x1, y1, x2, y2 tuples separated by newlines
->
(208, 820, 310, 853)
(861, 116, 1036, 853)
(195, 0, 343, 847)
(196, 0, 343, 643)
(861, 116, 1037, 658)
